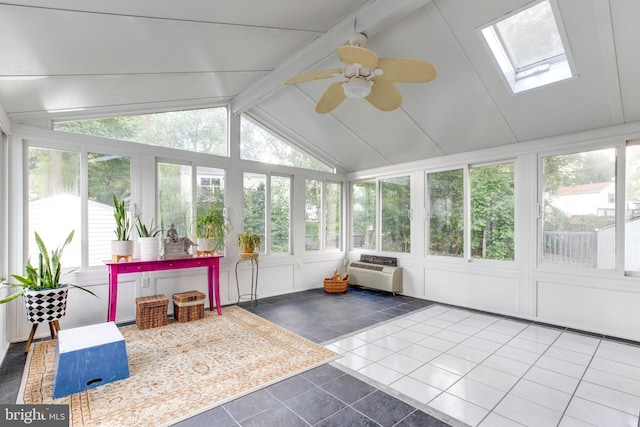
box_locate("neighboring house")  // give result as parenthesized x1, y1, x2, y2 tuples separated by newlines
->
(553, 181, 615, 217)
(29, 194, 114, 267)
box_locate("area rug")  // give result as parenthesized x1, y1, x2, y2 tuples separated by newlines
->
(18, 306, 339, 426)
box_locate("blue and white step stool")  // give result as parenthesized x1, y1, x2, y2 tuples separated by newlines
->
(52, 321, 130, 399)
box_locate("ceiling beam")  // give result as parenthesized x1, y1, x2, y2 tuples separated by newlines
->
(230, 0, 433, 115)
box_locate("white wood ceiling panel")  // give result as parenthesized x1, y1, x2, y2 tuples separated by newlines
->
(0, 4, 316, 76)
(611, 0, 640, 123)
(6, 0, 369, 32)
(1, 72, 264, 114)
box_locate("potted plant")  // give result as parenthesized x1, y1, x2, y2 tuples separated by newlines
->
(111, 194, 134, 261)
(0, 230, 97, 351)
(135, 216, 161, 261)
(195, 203, 230, 255)
(237, 231, 261, 254)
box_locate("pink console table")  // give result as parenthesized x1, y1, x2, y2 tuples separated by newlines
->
(104, 256, 223, 322)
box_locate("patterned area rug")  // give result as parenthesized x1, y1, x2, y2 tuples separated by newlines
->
(18, 306, 338, 426)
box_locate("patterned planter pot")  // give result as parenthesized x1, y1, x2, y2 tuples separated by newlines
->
(24, 285, 69, 324)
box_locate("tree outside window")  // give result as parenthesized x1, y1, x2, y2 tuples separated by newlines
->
(470, 162, 515, 261)
(428, 169, 464, 257)
(381, 176, 411, 253)
(351, 181, 376, 250)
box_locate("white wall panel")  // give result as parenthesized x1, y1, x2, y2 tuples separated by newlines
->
(537, 280, 640, 341)
(424, 268, 520, 315)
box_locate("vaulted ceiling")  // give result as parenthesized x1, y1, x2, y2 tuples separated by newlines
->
(0, 0, 638, 172)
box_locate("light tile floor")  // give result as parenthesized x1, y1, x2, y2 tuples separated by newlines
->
(326, 304, 640, 427)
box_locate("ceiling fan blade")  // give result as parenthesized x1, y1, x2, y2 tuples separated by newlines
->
(338, 46, 378, 68)
(376, 58, 437, 83)
(284, 68, 342, 85)
(365, 79, 402, 111)
(316, 82, 346, 114)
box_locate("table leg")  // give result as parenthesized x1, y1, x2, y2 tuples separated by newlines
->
(107, 268, 118, 322)
(208, 263, 222, 315)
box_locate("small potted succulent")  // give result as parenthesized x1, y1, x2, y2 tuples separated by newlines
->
(237, 231, 261, 254)
(111, 195, 135, 261)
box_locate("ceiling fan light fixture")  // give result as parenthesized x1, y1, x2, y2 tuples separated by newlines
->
(343, 78, 372, 98)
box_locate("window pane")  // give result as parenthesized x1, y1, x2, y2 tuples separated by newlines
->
(428, 169, 464, 257)
(627, 144, 640, 271)
(28, 147, 81, 268)
(471, 163, 515, 261)
(196, 166, 226, 250)
(240, 116, 332, 172)
(381, 176, 411, 252)
(325, 182, 341, 250)
(158, 162, 192, 238)
(271, 176, 291, 253)
(542, 149, 615, 268)
(243, 173, 266, 252)
(305, 180, 321, 251)
(495, 0, 564, 70)
(352, 181, 376, 249)
(88, 153, 130, 266)
(55, 108, 228, 156)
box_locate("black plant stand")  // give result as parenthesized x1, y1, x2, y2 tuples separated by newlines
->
(235, 253, 259, 307)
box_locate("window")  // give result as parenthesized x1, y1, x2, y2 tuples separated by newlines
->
(351, 177, 410, 253)
(428, 169, 464, 257)
(157, 162, 192, 238)
(351, 181, 376, 250)
(243, 173, 266, 252)
(542, 148, 615, 268)
(381, 176, 411, 253)
(243, 173, 291, 255)
(271, 175, 291, 253)
(625, 143, 640, 272)
(240, 115, 332, 172)
(28, 146, 131, 268)
(325, 182, 342, 250)
(305, 180, 321, 251)
(470, 162, 515, 261)
(305, 180, 342, 251)
(55, 108, 229, 156)
(481, 0, 574, 93)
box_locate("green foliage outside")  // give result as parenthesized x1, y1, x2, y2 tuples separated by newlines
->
(240, 116, 331, 172)
(55, 108, 228, 156)
(381, 177, 411, 253)
(428, 169, 464, 257)
(471, 163, 515, 260)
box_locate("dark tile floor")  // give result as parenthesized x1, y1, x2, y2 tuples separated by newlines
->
(0, 287, 451, 426)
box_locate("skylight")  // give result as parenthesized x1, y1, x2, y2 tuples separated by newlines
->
(481, 0, 574, 93)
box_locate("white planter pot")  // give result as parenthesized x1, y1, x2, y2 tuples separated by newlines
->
(111, 240, 134, 257)
(197, 238, 216, 252)
(138, 237, 160, 261)
(24, 285, 69, 324)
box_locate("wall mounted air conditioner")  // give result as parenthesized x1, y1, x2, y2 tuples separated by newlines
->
(347, 255, 403, 294)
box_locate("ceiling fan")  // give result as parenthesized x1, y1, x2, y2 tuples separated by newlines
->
(284, 33, 437, 114)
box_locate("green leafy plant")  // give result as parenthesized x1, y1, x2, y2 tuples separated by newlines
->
(135, 216, 161, 238)
(113, 194, 134, 241)
(195, 203, 231, 249)
(237, 231, 261, 252)
(0, 230, 97, 304)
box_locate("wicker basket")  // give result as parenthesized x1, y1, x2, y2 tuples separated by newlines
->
(172, 290, 205, 322)
(323, 278, 348, 293)
(135, 294, 168, 329)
